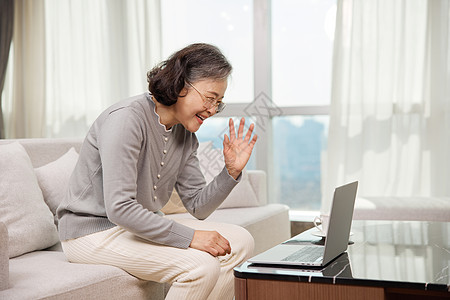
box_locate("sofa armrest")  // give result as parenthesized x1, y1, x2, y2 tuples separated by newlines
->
(247, 170, 267, 206)
(0, 222, 9, 291)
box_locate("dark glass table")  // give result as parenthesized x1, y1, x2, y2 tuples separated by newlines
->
(234, 220, 450, 299)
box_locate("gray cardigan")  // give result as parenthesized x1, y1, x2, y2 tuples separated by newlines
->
(57, 92, 239, 248)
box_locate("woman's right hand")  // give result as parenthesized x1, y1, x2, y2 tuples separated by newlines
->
(189, 230, 231, 257)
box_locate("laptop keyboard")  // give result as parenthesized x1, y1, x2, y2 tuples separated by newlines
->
(282, 246, 324, 262)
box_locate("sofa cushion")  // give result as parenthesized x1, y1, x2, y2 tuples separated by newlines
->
(34, 147, 79, 216)
(2, 251, 163, 300)
(0, 142, 59, 258)
(218, 170, 259, 209)
(0, 222, 8, 291)
(161, 141, 259, 214)
(161, 174, 259, 215)
(197, 142, 259, 209)
(197, 141, 223, 183)
(160, 190, 187, 215)
(353, 196, 450, 222)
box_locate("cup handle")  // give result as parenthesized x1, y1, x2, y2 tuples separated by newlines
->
(313, 216, 322, 230)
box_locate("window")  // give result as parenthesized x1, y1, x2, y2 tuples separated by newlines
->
(161, 0, 254, 103)
(271, 0, 335, 213)
(161, 0, 336, 213)
(272, 0, 336, 106)
(272, 116, 329, 210)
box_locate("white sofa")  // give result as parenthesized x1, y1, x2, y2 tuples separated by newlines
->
(353, 196, 450, 222)
(0, 138, 290, 300)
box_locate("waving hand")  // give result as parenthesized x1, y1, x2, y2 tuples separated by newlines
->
(223, 118, 258, 180)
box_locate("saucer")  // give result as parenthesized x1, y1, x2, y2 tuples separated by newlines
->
(311, 230, 353, 238)
(311, 230, 327, 237)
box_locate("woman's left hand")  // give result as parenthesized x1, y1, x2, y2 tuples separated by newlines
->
(223, 118, 258, 180)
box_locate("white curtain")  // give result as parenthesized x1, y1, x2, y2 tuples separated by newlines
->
(4, 0, 161, 138)
(322, 0, 450, 212)
(9, 0, 46, 138)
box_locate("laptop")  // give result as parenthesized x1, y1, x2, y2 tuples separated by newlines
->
(248, 181, 358, 267)
(248, 252, 353, 278)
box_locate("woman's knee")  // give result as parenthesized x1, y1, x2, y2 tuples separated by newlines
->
(197, 257, 221, 281)
(166, 253, 221, 299)
(179, 252, 221, 284)
(228, 225, 255, 258)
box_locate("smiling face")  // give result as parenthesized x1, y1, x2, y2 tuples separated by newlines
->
(172, 79, 228, 133)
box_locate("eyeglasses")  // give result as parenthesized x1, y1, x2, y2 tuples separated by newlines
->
(187, 82, 226, 113)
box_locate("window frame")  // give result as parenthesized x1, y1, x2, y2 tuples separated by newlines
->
(221, 0, 331, 220)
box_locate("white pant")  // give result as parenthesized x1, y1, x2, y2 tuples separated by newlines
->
(61, 218, 254, 300)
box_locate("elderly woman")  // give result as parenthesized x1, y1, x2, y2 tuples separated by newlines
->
(57, 43, 257, 299)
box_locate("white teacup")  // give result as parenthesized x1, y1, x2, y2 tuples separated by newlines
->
(313, 214, 330, 236)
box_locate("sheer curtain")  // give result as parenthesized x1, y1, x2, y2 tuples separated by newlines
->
(0, 0, 14, 139)
(322, 0, 450, 212)
(4, 0, 161, 138)
(9, 0, 46, 138)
